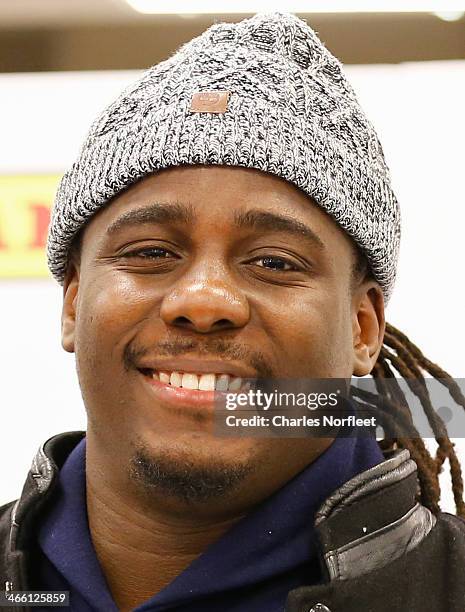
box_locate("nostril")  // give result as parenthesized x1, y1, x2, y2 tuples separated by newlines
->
(214, 319, 234, 329)
(173, 316, 193, 327)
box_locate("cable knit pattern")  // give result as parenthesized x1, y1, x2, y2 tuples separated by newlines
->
(47, 11, 401, 302)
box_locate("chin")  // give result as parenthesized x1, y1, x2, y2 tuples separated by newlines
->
(128, 432, 259, 505)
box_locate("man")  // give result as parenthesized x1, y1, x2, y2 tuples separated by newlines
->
(1, 11, 465, 612)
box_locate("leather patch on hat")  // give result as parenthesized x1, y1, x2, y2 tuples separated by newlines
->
(190, 91, 230, 113)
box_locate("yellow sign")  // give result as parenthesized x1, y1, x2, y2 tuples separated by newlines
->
(0, 175, 60, 278)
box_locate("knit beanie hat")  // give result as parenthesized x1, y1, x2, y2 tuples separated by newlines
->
(47, 11, 401, 302)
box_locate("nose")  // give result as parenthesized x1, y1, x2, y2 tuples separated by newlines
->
(160, 268, 250, 334)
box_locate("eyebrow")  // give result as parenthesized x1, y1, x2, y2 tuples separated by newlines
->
(234, 209, 326, 252)
(106, 201, 325, 252)
(106, 202, 194, 236)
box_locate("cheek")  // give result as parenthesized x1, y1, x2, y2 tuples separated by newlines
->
(259, 288, 353, 377)
(74, 274, 157, 392)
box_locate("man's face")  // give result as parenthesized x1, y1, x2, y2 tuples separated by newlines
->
(62, 165, 384, 515)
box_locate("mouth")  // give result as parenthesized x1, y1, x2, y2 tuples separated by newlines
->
(137, 366, 254, 412)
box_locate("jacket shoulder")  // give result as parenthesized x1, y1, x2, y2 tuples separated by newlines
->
(0, 431, 85, 589)
(287, 448, 465, 612)
(287, 509, 465, 612)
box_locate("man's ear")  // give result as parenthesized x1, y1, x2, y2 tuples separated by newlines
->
(352, 282, 385, 376)
(61, 261, 80, 353)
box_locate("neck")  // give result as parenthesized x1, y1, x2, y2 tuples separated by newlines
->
(86, 471, 247, 612)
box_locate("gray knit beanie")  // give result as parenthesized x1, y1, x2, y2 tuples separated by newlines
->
(47, 11, 401, 302)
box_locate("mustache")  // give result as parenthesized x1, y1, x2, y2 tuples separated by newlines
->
(123, 337, 274, 378)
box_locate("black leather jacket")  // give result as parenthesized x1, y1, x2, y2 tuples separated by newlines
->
(1, 431, 465, 612)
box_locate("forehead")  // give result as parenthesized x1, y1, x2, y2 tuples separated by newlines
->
(80, 165, 356, 258)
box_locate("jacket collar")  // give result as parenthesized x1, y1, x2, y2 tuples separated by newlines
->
(314, 447, 436, 582)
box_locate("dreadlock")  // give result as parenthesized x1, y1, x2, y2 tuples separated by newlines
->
(350, 250, 465, 519)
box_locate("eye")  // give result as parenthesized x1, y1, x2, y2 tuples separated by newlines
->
(252, 256, 299, 271)
(123, 247, 174, 260)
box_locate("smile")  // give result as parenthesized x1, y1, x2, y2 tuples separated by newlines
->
(138, 367, 253, 412)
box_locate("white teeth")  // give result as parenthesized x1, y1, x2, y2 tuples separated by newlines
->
(228, 377, 242, 391)
(199, 373, 216, 391)
(169, 371, 182, 387)
(181, 373, 199, 390)
(152, 370, 247, 392)
(215, 374, 230, 391)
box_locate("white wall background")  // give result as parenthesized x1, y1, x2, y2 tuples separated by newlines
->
(0, 62, 464, 510)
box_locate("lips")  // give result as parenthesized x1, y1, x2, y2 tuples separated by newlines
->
(138, 371, 253, 417)
(136, 358, 256, 414)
